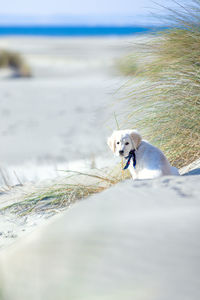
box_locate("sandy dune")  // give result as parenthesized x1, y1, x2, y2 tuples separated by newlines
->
(0, 170, 199, 300)
(0, 36, 199, 300)
(0, 35, 138, 249)
(0, 36, 136, 185)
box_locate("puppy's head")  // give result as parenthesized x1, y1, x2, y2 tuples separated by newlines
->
(107, 129, 142, 157)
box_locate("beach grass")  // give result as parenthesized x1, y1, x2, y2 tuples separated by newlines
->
(117, 1, 200, 167)
(0, 165, 130, 216)
(116, 53, 139, 76)
(0, 49, 31, 77)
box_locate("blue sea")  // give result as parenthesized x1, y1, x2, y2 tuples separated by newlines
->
(0, 25, 160, 36)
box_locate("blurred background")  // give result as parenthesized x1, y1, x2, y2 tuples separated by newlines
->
(0, 0, 164, 185)
(1, 0, 199, 187)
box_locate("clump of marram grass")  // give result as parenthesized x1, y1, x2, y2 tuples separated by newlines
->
(116, 54, 139, 76)
(2, 183, 104, 216)
(117, 1, 200, 168)
(0, 165, 130, 217)
(0, 49, 31, 77)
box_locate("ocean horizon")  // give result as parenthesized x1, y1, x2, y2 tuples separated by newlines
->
(0, 25, 162, 36)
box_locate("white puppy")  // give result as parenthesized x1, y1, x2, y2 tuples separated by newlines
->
(107, 129, 179, 180)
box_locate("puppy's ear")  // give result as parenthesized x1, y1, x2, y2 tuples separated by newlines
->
(130, 130, 142, 150)
(107, 134, 116, 153)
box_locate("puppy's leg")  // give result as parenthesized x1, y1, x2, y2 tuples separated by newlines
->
(131, 172, 137, 180)
(128, 166, 137, 180)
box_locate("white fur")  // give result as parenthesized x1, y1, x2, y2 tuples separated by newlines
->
(107, 129, 179, 180)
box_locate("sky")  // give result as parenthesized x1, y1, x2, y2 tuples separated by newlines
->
(0, 0, 159, 15)
(0, 0, 177, 25)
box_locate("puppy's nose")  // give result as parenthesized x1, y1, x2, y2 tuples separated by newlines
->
(119, 150, 124, 155)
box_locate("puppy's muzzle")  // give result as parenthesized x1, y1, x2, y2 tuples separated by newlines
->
(119, 150, 124, 156)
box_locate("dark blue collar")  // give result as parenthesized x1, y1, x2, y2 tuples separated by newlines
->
(123, 150, 136, 170)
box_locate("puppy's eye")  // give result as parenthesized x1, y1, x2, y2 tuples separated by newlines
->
(117, 142, 120, 144)
(125, 142, 129, 145)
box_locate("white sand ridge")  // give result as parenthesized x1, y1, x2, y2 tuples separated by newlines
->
(0, 162, 199, 300)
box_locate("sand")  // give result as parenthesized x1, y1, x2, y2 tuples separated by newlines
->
(0, 169, 199, 300)
(0, 35, 147, 249)
(0, 36, 138, 185)
(0, 36, 200, 299)
(0, 35, 141, 249)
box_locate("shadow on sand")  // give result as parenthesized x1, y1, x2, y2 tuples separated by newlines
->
(182, 168, 200, 176)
